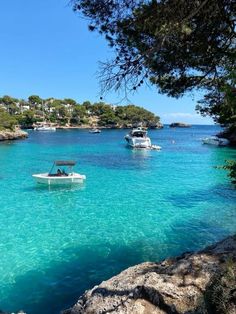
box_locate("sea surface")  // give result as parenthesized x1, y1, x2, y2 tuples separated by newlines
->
(0, 125, 235, 313)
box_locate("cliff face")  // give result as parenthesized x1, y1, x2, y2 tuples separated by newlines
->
(222, 128, 236, 146)
(0, 129, 28, 141)
(63, 235, 236, 314)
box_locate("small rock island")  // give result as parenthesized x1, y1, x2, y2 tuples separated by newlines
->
(0, 129, 28, 141)
(169, 122, 192, 128)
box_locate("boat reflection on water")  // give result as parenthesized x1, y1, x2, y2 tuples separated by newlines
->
(31, 180, 86, 193)
(36, 182, 86, 192)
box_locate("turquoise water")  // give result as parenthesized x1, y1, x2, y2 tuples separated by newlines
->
(0, 126, 235, 313)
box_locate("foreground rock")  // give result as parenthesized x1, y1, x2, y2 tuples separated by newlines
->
(63, 235, 236, 314)
(0, 129, 28, 141)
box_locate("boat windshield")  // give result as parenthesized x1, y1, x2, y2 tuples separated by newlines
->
(131, 131, 147, 138)
(48, 160, 76, 176)
(55, 160, 76, 166)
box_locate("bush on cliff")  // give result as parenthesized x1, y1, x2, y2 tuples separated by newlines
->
(204, 258, 236, 314)
(0, 108, 17, 131)
(221, 161, 236, 185)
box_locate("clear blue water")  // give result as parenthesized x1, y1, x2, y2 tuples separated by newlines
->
(0, 126, 235, 313)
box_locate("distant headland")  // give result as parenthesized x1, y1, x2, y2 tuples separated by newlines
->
(0, 95, 163, 134)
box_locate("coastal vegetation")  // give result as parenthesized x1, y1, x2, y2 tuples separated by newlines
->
(0, 108, 17, 131)
(0, 95, 161, 129)
(219, 160, 236, 185)
(72, 0, 236, 183)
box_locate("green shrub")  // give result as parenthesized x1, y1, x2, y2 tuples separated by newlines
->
(221, 160, 236, 185)
(0, 108, 17, 131)
(204, 259, 236, 314)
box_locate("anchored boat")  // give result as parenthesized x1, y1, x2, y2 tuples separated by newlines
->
(32, 160, 86, 185)
(125, 127, 152, 148)
(34, 124, 56, 131)
(89, 128, 101, 133)
(202, 136, 229, 146)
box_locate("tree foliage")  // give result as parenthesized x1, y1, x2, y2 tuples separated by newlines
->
(0, 108, 17, 131)
(72, 0, 235, 94)
(16, 110, 37, 128)
(72, 0, 235, 125)
(28, 95, 42, 105)
(219, 160, 236, 185)
(0, 95, 160, 128)
(196, 69, 236, 126)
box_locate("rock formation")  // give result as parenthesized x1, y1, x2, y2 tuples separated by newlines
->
(63, 235, 236, 314)
(169, 122, 191, 128)
(0, 129, 28, 141)
(218, 127, 236, 146)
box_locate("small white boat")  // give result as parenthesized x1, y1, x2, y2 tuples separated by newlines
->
(89, 128, 101, 133)
(125, 127, 152, 148)
(34, 124, 56, 131)
(202, 136, 229, 146)
(151, 144, 162, 150)
(32, 160, 86, 185)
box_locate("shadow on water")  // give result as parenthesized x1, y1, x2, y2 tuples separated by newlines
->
(165, 219, 232, 256)
(166, 183, 236, 208)
(1, 220, 231, 314)
(1, 243, 147, 314)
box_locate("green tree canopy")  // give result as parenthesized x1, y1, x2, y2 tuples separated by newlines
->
(0, 95, 19, 106)
(0, 108, 17, 131)
(72, 0, 235, 124)
(28, 95, 42, 105)
(64, 98, 77, 106)
(16, 110, 37, 128)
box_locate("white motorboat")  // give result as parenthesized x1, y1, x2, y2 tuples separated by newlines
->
(202, 136, 229, 146)
(125, 127, 152, 148)
(89, 128, 101, 133)
(34, 124, 56, 131)
(32, 160, 86, 185)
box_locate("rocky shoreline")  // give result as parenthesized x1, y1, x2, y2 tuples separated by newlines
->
(30, 122, 164, 130)
(0, 129, 28, 141)
(63, 235, 236, 314)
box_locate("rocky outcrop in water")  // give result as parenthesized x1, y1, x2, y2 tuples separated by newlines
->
(148, 122, 163, 129)
(63, 235, 236, 314)
(0, 129, 28, 141)
(169, 122, 191, 128)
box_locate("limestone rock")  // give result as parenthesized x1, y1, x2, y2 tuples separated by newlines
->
(0, 130, 28, 141)
(63, 235, 236, 314)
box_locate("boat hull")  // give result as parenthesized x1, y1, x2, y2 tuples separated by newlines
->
(32, 173, 86, 185)
(125, 136, 151, 148)
(202, 137, 229, 146)
(89, 129, 101, 133)
(34, 127, 56, 131)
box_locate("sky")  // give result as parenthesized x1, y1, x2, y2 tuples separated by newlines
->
(0, 0, 213, 124)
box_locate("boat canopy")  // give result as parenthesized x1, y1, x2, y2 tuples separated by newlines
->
(54, 160, 76, 166)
